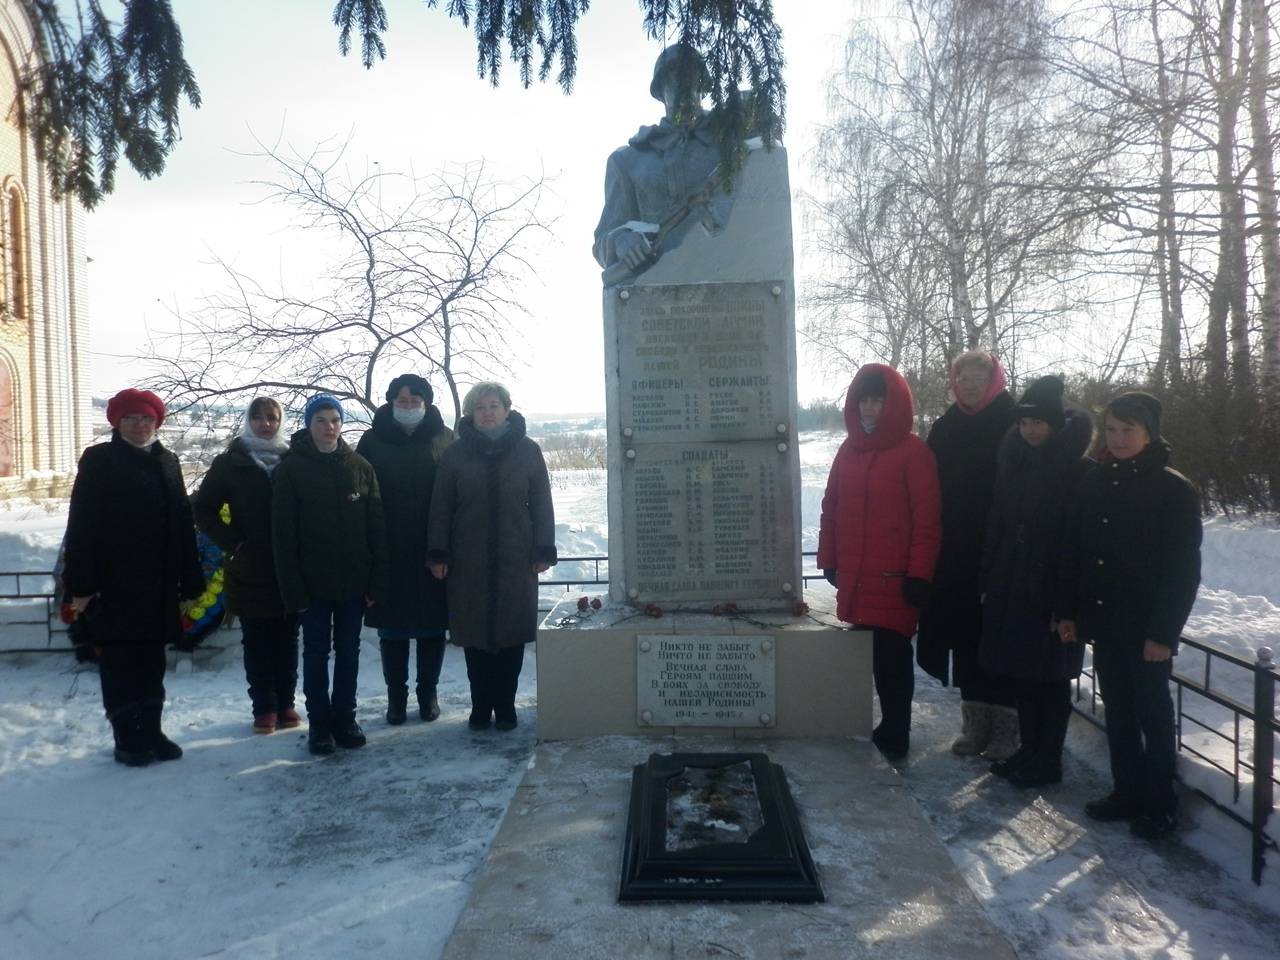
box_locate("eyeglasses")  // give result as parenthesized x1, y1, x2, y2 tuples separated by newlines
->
(120, 415, 157, 425)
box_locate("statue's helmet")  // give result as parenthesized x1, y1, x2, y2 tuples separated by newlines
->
(650, 42, 710, 102)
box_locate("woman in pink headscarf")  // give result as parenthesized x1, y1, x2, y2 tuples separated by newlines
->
(915, 351, 1018, 760)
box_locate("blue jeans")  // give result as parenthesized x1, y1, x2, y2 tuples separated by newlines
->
(300, 598, 366, 721)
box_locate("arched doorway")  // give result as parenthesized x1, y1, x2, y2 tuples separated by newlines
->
(0, 359, 14, 477)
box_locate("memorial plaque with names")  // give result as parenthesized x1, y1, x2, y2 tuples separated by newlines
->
(622, 441, 793, 601)
(636, 635, 776, 727)
(617, 282, 790, 444)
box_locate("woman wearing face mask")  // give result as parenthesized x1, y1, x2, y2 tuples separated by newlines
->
(356, 374, 455, 725)
(916, 350, 1019, 761)
(273, 394, 389, 756)
(1056, 392, 1201, 841)
(193, 397, 300, 735)
(978, 376, 1093, 789)
(817, 364, 941, 761)
(62, 388, 204, 766)
(427, 382, 557, 732)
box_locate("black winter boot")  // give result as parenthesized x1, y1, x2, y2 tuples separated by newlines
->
(308, 716, 336, 756)
(381, 637, 410, 725)
(142, 703, 183, 761)
(416, 636, 446, 721)
(332, 713, 367, 749)
(420, 693, 441, 723)
(386, 688, 408, 726)
(111, 710, 154, 767)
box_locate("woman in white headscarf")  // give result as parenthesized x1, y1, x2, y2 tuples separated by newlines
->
(194, 397, 299, 735)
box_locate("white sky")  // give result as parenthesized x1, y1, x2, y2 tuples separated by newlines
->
(84, 0, 852, 416)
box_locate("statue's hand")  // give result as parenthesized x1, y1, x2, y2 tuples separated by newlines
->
(614, 229, 654, 271)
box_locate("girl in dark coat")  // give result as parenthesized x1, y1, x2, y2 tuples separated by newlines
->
(356, 374, 455, 725)
(916, 350, 1018, 759)
(1056, 392, 1202, 841)
(193, 397, 299, 735)
(63, 388, 204, 766)
(427, 382, 557, 732)
(979, 376, 1092, 788)
(817, 363, 941, 761)
(272, 394, 389, 755)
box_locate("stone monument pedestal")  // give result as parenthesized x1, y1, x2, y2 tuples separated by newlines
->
(535, 596, 871, 741)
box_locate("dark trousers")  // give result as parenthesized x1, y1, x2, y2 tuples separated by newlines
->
(99, 644, 167, 750)
(240, 614, 299, 715)
(955, 641, 1017, 706)
(380, 632, 446, 699)
(464, 646, 525, 723)
(1014, 677, 1072, 766)
(1094, 642, 1178, 816)
(867, 627, 914, 743)
(99, 643, 167, 720)
(300, 599, 365, 722)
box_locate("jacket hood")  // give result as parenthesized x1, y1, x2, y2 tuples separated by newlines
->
(287, 427, 353, 461)
(457, 409, 528, 454)
(844, 364, 916, 451)
(369, 402, 446, 445)
(1097, 435, 1173, 475)
(1000, 405, 1093, 471)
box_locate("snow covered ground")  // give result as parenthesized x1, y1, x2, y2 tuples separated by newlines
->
(1, 430, 1277, 958)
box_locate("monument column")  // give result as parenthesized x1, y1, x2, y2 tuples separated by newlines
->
(602, 143, 802, 608)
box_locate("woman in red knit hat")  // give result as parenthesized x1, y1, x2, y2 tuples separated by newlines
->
(62, 388, 204, 766)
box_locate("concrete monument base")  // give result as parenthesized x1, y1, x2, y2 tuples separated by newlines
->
(535, 596, 871, 740)
(440, 736, 1018, 960)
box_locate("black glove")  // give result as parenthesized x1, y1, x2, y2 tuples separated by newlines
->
(823, 568, 838, 587)
(903, 577, 931, 609)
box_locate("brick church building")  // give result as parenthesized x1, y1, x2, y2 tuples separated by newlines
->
(0, 1, 91, 496)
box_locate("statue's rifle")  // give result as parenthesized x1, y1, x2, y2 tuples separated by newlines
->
(601, 163, 733, 287)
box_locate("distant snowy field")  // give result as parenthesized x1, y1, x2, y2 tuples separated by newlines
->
(0, 429, 1277, 959)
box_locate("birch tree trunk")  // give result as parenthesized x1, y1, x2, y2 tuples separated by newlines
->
(1243, 0, 1280, 506)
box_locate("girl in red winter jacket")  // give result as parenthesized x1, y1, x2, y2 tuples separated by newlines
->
(817, 364, 942, 761)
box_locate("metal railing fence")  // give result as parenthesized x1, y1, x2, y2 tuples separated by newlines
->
(1072, 637, 1278, 885)
(7, 557, 1274, 884)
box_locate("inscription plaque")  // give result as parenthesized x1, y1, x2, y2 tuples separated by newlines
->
(636, 635, 776, 727)
(617, 282, 789, 444)
(622, 442, 793, 601)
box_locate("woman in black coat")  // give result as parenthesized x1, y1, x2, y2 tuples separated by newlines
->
(427, 382, 557, 732)
(1057, 392, 1202, 841)
(193, 397, 298, 735)
(916, 350, 1018, 758)
(356, 374, 454, 725)
(979, 377, 1092, 789)
(62, 389, 204, 766)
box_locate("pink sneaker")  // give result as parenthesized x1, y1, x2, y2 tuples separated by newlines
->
(252, 712, 277, 735)
(277, 707, 302, 729)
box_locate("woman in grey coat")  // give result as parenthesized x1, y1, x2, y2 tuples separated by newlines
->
(427, 382, 557, 731)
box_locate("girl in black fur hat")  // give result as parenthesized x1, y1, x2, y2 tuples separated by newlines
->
(980, 376, 1092, 789)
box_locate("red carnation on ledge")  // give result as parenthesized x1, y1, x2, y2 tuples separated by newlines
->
(644, 603, 664, 618)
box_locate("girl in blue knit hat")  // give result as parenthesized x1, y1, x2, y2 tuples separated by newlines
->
(272, 393, 390, 755)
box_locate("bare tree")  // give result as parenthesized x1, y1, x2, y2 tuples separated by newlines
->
(806, 0, 1108, 415)
(142, 140, 553, 431)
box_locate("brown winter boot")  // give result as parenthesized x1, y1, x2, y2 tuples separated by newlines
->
(982, 705, 1021, 762)
(951, 701, 992, 756)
